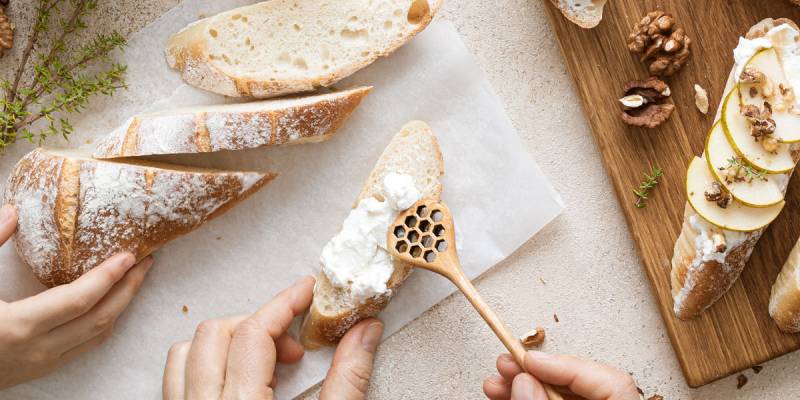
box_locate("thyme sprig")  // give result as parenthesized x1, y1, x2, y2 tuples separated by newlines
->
(725, 157, 766, 182)
(633, 166, 664, 209)
(0, 0, 127, 147)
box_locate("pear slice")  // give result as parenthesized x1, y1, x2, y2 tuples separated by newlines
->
(705, 120, 784, 207)
(738, 48, 800, 143)
(721, 87, 796, 173)
(686, 156, 784, 232)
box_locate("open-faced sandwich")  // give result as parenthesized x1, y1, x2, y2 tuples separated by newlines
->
(300, 121, 444, 349)
(672, 18, 800, 320)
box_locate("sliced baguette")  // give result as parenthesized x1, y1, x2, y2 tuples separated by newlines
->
(165, 0, 442, 98)
(300, 120, 444, 349)
(770, 243, 800, 332)
(93, 87, 371, 158)
(549, 0, 607, 29)
(671, 18, 800, 319)
(4, 148, 275, 287)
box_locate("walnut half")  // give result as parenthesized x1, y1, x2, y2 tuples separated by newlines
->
(620, 77, 675, 128)
(0, 5, 12, 57)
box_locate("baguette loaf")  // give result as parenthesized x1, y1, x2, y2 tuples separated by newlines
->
(165, 0, 442, 98)
(93, 87, 371, 158)
(671, 18, 800, 319)
(770, 242, 800, 332)
(300, 121, 444, 349)
(549, 0, 607, 29)
(4, 148, 275, 287)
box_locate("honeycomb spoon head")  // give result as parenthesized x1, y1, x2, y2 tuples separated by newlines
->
(387, 199, 458, 275)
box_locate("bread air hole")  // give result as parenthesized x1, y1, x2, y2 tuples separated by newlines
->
(340, 27, 369, 42)
(293, 58, 308, 70)
(407, 0, 430, 24)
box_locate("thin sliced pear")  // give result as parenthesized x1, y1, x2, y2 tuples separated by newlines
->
(705, 121, 784, 207)
(738, 48, 800, 143)
(721, 87, 796, 173)
(686, 156, 784, 232)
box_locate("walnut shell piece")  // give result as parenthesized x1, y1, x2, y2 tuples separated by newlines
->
(520, 326, 546, 347)
(0, 6, 12, 57)
(620, 77, 675, 128)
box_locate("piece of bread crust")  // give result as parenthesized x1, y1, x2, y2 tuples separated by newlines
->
(299, 120, 444, 349)
(166, 0, 443, 98)
(770, 242, 800, 332)
(93, 87, 371, 158)
(548, 0, 607, 29)
(4, 148, 275, 287)
(671, 18, 800, 319)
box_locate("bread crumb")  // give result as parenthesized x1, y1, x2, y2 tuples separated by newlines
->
(520, 327, 545, 347)
(216, 236, 222, 240)
(647, 395, 663, 400)
(539, 277, 546, 285)
(752, 365, 763, 374)
(736, 374, 748, 389)
(182, 305, 189, 314)
(553, 313, 559, 323)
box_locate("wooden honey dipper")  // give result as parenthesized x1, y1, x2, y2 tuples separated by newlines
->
(387, 199, 564, 400)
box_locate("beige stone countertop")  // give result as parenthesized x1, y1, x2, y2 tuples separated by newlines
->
(5, 0, 800, 399)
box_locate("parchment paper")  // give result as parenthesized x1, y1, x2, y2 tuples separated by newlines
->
(0, 2, 563, 398)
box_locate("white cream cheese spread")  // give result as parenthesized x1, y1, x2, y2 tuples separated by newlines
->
(689, 214, 747, 267)
(320, 172, 422, 303)
(734, 24, 800, 107)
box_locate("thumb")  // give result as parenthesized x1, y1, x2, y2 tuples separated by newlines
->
(320, 318, 384, 400)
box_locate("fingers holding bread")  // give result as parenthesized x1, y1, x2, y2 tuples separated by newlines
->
(4, 148, 275, 287)
(300, 121, 444, 349)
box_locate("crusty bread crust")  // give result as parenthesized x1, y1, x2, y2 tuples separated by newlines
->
(671, 18, 800, 319)
(4, 149, 275, 287)
(548, 0, 607, 29)
(300, 121, 444, 349)
(165, 1, 443, 98)
(93, 87, 371, 158)
(770, 243, 800, 332)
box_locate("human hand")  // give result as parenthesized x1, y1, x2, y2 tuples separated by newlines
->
(0, 205, 154, 390)
(163, 275, 384, 400)
(483, 351, 640, 400)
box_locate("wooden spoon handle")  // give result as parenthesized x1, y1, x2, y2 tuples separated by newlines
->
(450, 273, 564, 400)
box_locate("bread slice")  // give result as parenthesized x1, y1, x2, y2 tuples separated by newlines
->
(300, 121, 444, 349)
(4, 148, 275, 287)
(671, 18, 800, 319)
(165, 0, 442, 98)
(93, 86, 371, 158)
(549, 0, 607, 29)
(770, 243, 800, 332)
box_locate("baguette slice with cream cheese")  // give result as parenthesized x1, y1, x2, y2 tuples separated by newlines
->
(93, 87, 371, 158)
(300, 120, 444, 349)
(4, 148, 275, 287)
(166, 0, 442, 98)
(671, 18, 800, 319)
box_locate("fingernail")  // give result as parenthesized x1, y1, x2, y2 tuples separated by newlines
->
(140, 256, 155, 272)
(511, 374, 536, 400)
(294, 275, 315, 287)
(114, 252, 137, 270)
(361, 321, 383, 352)
(0, 205, 14, 224)
(527, 350, 552, 361)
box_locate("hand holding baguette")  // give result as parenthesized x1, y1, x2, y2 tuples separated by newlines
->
(163, 276, 384, 400)
(0, 205, 154, 390)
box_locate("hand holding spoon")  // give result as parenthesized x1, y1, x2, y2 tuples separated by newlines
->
(387, 199, 563, 400)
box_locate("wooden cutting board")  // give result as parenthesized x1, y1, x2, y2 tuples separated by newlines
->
(543, 0, 800, 388)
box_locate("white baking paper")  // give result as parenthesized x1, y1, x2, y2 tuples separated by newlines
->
(0, 2, 563, 399)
